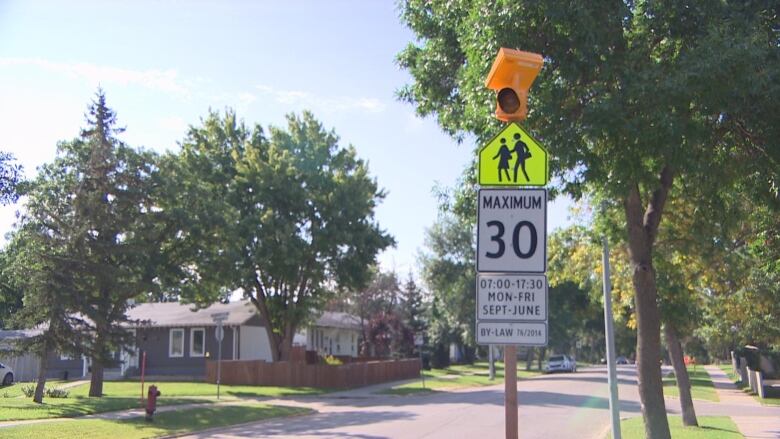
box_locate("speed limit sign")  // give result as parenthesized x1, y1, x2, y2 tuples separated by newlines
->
(477, 188, 546, 273)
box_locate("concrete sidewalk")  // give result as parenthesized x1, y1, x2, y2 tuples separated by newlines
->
(705, 365, 780, 438)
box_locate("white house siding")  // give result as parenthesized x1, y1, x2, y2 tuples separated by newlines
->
(305, 327, 359, 357)
(239, 325, 273, 361)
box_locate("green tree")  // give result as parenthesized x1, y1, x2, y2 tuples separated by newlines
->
(0, 249, 23, 328)
(419, 212, 476, 363)
(163, 110, 394, 361)
(401, 273, 426, 333)
(3, 228, 82, 403)
(17, 90, 164, 397)
(0, 151, 22, 205)
(398, 2, 778, 436)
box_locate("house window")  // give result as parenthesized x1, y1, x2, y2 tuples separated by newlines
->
(169, 328, 184, 358)
(190, 328, 205, 357)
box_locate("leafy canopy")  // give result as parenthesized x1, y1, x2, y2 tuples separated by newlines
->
(163, 110, 394, 358)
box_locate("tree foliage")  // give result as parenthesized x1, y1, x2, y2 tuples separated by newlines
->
(162, 110, 394, 361)
(398, 2, 778, 436)
(13, 90, 164, 397)
(0, 151, 22, 206)
(419, 212, 476, 363)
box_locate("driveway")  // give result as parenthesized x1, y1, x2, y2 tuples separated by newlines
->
(176, 365, 780, 438)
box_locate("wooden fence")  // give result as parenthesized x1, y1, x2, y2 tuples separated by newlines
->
(205, 358, 420, 388)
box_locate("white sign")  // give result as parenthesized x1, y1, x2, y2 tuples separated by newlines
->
(215, 325, 224, 342)
(477, 188, 547, 273)
(476, 322, 547, 346)
(211, 312, 229, 323)
(414, 333, 424, 346)
(477, 273, 547, 321)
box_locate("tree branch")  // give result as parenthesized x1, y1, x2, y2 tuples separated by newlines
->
(644, 165, 674, 246)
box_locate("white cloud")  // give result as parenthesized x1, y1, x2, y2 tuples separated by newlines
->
(0, 57, 192, 97)
(255, 85, 385, 113)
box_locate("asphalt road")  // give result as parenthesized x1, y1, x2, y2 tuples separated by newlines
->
(179, 366, 643, 439)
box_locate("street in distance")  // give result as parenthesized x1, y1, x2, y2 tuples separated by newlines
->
(477, 273, 547, 321)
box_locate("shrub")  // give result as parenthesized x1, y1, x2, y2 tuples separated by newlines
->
(19, 384, 69, 398)
(20, 384, 35, 397)
(323, 355, 343, 366)
(45, 387, 69, 398)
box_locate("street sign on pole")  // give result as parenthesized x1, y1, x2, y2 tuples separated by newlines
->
(210, 312, 229, 323)
(210, 312, 228, 400)
(477, 188, 547, 273)
(479, 47, 546, 439)
(477, 273, 547, 321)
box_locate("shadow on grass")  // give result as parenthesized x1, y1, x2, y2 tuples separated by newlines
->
(0, 396, 209, 421)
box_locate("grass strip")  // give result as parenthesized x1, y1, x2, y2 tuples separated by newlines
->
(616, 416, 743, 439)
(663, 365, 719, 402)
(379, 361, 542, 395)
(0, 402, 311, 439)
(0, 381, 328, 421)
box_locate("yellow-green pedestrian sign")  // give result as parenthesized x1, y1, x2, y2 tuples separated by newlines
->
(478, 123, 548, 187)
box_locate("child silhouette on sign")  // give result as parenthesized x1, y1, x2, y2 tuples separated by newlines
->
(493, 138, 512, 182)
(512, 133, 531, 182)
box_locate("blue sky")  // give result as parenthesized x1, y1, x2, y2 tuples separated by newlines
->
(0, 1, 573, 278)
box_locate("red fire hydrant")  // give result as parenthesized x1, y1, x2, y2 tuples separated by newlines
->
(145, 385, 161, 422)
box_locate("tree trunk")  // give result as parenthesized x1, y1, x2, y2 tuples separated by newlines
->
(89, 360, 104, 397)
(665, 323, 698, 426)
(537, 347, 546, 371)
(624, 170, 674, 439)
(33, 341, 49, 404)
(525, 347, 534, 371)
(277, 321, 296, 361)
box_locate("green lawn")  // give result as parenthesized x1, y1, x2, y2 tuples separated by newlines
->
(0, 402, 311, 439)
(65, 380, 328, 398)
(0, 380, 327, 421)
(379, 361, 542, 395)
(616, 416, 743, 439)
(663, 365, 718, 402)
(719, 364, 780, 406)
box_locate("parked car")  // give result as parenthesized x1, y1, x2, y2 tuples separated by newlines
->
(615, 356, 630, 365)
(544, 355, 576, 373)
(0, 362, 13, 386)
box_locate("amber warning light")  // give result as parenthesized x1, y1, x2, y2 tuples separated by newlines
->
(485, 48, 544, 122)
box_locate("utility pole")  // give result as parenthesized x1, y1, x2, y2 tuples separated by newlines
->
(602, 235, 622, 439)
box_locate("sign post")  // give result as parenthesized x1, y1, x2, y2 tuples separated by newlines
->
(211, 312, 229, 400)
(602, 236, 622, 439)
(414, 333, 425, 389)
(477, 47, 546, 439)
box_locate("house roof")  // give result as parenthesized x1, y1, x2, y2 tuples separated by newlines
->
(126, 300, 261, 328)
(0, 329, 43, 350)
(314, 311, 361, 330)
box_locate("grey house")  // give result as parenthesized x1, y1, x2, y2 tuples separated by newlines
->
(3, 301, 362, 381)
(122, 300, 269, 378)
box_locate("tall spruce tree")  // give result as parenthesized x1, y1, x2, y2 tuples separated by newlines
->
(401, 272, 426, 355)
(18, 90, 163, 397)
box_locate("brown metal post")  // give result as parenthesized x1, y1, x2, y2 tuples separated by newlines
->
(505, 345, 518, 439)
